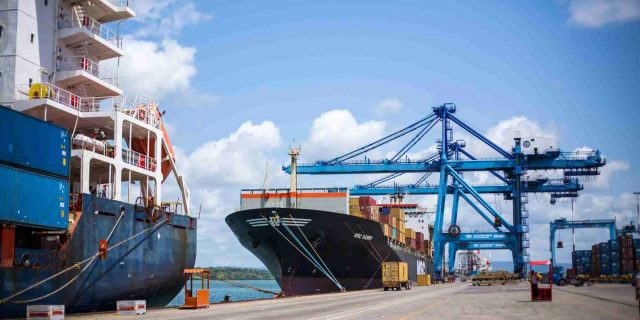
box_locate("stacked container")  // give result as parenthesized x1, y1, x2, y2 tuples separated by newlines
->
(571, 250, 591, 276)
(599, 242, 610, 275)
(348, 198, 360, 216)
(618, 235, 634, 275)
(635, 239, 640, 273)
(608, 239, 620, 276)
(591, 244, 600, 277)
(0, 107, 70, 230)
(416, 232, 425, 253)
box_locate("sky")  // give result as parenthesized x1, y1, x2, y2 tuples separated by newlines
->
(106, 0, 639, 267)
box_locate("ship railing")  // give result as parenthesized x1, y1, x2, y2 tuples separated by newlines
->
(122, 148, 157, 172)
(72, 133, 115, 158)
(82, 96, 162, 128)
(112, 96, 162, 128)
(15, 83, 88, 111)
(60, 9, 122, 49)
(57, 56, 119, 87)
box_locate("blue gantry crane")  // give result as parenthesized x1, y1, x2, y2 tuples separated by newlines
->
(284, 103, 605, 278)
(549, 218, 617, 265)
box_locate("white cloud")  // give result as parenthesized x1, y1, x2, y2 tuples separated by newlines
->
(134, 2, 214, 38)
(132, 0, 175, 21)
(566, 0, 640, 27)
(185, 121, 283, 187)
(304, 109, 386, 160)
(106, 38, 197, 100)
(376, 98, 403, 116)
(168, 121, 286, 266)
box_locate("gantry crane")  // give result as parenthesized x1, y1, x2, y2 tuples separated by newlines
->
(284, 103, 605, 278)
(549, 218, 617, 265)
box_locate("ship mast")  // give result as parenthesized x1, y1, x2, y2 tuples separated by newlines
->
(288, 145, 300, 208)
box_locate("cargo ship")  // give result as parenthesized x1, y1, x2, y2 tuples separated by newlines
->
(226, 149, 433, 296)
(0, 1, 196, 317)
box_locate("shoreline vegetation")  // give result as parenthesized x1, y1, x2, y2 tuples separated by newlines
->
(193, 267, 274, 280)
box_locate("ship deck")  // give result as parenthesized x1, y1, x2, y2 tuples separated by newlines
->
(68, 282, 636, 320)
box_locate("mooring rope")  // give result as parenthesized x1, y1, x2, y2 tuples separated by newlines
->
(1, 217, 167, 304)
(342, 221, 382, 264)
(355, 223, 385, 262)
(215, 279, 283, 296)
(288, 214, 341, 289)
(278, 215, 342, 289)
(259, 213, 343, 291)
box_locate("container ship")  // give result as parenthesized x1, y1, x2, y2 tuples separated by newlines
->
(226, 149, 433, 296)
(0, 1, 196, 317)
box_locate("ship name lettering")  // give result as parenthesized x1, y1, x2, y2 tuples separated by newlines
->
(353, 233, 373, 241)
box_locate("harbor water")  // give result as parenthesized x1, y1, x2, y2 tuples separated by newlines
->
(167, 280, 281, 307)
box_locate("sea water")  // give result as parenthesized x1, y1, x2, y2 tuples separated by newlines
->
(167, 279, 281, 307)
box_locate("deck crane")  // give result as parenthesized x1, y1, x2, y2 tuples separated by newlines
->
(284, 103, 605, 278)
(549, 218, 617, 265)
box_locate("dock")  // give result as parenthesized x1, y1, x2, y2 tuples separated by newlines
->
(69, 283, 637, 320)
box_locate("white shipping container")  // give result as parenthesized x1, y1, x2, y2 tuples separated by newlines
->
(117, 300, 147, 315)
(26, 305, 65, 320)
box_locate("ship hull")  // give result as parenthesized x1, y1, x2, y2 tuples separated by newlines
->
(0, 194, 197, 318)
(226, 208, 431, 296)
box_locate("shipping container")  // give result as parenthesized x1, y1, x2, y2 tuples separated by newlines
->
(381, 207, 390, 214)
(0, 107, 70, 178)
(405, 228, 416, 239)
(392, 228, 397, 240)
(0, 163, 68, 229)
(379, 214, 391, 225)
(382, 261, 409, 290)
(417, 274, 431, 286)
(359, 196, 376, 207)
(389, 208, 405, 221)
(381, 223, 390, 237)
(591, 244, 600, 277)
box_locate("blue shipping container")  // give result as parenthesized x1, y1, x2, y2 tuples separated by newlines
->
(0, 107, 70, 177)
(610, 262, 620, 276)
(0, 164, 68, 229)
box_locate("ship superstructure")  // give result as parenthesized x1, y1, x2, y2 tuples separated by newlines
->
(0, 1, 196, 317)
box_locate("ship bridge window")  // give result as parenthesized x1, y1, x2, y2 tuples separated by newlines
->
(31, 33, 35, 43)
(0, 25, 3, 38)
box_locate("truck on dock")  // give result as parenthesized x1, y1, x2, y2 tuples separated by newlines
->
(382, 262, 410, 291)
